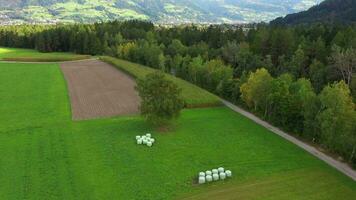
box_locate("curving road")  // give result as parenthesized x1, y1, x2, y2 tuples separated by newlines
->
(222, 99, 356, 181)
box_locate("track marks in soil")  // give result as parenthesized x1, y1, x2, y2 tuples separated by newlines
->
(60, 60, 140, 120)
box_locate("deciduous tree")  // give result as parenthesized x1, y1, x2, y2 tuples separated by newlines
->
(240, 68, 273, 115)
(330, 45, 356, 86)
(135, 72, 185, 127)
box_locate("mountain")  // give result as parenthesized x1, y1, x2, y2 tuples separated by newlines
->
(271, 0, 356, 25)
(0, 0, 321, 25)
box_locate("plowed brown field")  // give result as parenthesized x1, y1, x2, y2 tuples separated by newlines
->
(60, 59, 140, 120)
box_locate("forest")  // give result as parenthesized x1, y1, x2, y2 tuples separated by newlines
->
(0, 20, 355, 167)
(272, 0, 356, 25)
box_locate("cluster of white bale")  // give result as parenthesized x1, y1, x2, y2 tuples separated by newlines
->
(136, 133, 155, 147)
(198, 167, 232, 184)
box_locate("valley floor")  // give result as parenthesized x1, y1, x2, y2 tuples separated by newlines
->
(0, 61, 355, 200)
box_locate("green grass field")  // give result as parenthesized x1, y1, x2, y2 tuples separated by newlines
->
(0, 62, 355, 200)
(0, 47, 90, 62)
(100, 56, 221, 108)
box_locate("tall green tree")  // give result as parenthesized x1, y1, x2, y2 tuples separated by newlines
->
(289, 45, 307, 77)
(266, 73, 293, 126)
(289, 78, 317, 133)
(309, 59, 327, 92)
(317, 81, 356, 163)
(166, 39, 186, 57)
(135, 72, 185, 127)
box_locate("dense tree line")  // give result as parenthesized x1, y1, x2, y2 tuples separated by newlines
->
(0, 20, 355, 166)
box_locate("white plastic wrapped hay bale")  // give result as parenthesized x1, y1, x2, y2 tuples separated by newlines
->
(147, 141, 153, 147)
(142, 138, 148, 145)
(146, 133, 151, 138)
(150, 138, 155, 143)
(199, 172, 205, 177)
(198, 176, 206, 184)
(136, 136, 141, 140)
(219, 172, 226, 180)
(137, 138, 143, 145)
(212, 174, 219, 181)
(206, 175, 213, 182)
(205, 170, 212, 176)
(212, 169, 218, 174)
(225, 170, 232, 177)
(218, 167, 224, 173)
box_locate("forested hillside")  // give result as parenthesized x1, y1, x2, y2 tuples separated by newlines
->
(272, 0, 356, 25)
(0, 20, 355, 167)
(0, 0, 321, 24)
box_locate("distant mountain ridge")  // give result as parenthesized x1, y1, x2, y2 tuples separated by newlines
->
(0, 0, 321, 24)
(271, 0, 356, 25)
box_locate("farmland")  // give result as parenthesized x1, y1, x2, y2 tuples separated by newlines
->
(0, 58, 355, 199)
(0, 47, 90, 62)
(60, 59, 140, 120)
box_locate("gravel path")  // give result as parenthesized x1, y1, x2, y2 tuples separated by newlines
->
(222, 99, 356, 181)
(60, 59, 140, 120)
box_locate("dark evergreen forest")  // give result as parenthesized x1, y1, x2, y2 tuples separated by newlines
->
(272, 0, 356, 25)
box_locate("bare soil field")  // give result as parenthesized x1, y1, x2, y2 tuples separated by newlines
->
(60, 59, 140, 120)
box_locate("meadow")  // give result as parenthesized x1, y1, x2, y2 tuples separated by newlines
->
(100, 56, 221, 108)
(0, 60, 355, 200)
(0, 47, 90, 62)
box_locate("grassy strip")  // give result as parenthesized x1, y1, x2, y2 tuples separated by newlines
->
(2, 55, 91, 62)
(0, 63, 71, 131)
(100, 56, 221, 108)
(0, 47, 90, 62)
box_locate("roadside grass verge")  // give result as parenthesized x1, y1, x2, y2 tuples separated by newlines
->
(100, 56, 221, 108)
(0, 47, 90, 62)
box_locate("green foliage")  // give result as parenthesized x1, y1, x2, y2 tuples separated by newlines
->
(317, 81, 356, 164)
(303, 91, 321, 140)
(240, 67, 356, 166)
(266, 74, 294, 127)
(100, 56, 221, 107)
(309, 59, 327, 92)
(289, 78, 317, 133)
(136, 72, 184, 126)
(240, 68, 273, 113)
(223, 42, 263, 77)
(166, 39, 187, 57)
(117, 40, 166, 70)
(290, 45, 307, 77)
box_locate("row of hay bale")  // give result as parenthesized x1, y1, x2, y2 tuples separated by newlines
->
(198, 167, 232, 184)
(136, 133, 155, 147)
